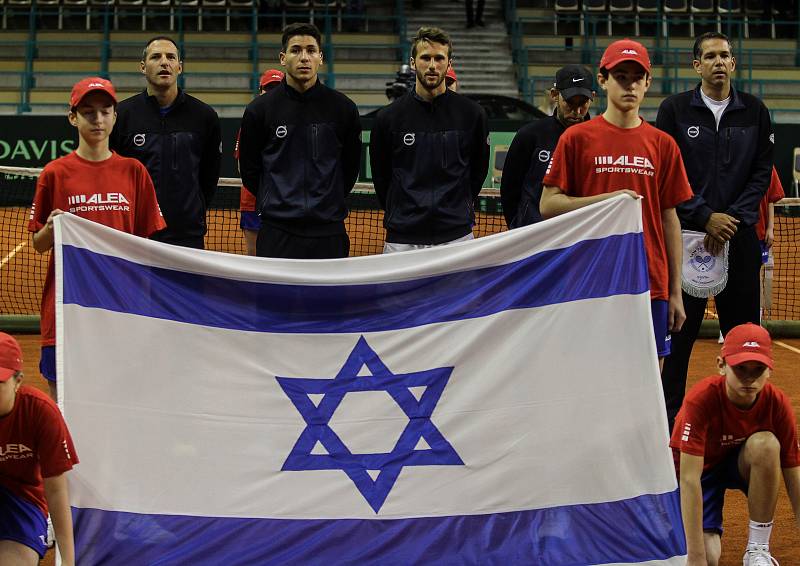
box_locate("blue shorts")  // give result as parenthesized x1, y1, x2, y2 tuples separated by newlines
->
(39, 345, 56, 383)
(651, 299, 671, 357)
(240, 211, 261, 232)
(0, 484, 48, 558)
(700, 446, 748, 534)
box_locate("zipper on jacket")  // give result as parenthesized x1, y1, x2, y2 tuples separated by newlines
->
(726, 128, 731, 163)
(312, 124, 319, 160)
(172, 132, 179, 170)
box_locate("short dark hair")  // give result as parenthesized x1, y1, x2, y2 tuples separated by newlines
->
(281, 23, 322, 52)
(411, 27, 452, 60)
(142, 36, 181, 61)
(693, 32, 731, 60)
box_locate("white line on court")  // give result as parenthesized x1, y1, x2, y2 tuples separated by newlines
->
(775, 341, 800, 355)
(0, 241, 27, 268)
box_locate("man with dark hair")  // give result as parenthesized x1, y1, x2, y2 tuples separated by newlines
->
(110, 35, 222, 249)
(238, 23, 361, 259)
(657, 32, 774, 431)
(501, 64, 594, 228)
(370, 27, 489, 253)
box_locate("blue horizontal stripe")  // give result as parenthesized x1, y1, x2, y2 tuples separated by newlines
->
(72, 491, 685, 565)
(62, 233, 648, 333)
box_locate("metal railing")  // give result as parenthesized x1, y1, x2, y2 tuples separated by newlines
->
(1, 4, 407, 113)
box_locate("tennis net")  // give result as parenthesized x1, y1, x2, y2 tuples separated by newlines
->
(2, 165, 798, 331)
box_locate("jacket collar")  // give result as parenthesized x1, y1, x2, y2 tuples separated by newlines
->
(143, 87, 185, 110)
(412, 87, 452, 109)
(690, 83, 745, 112)
(282, 78, 322, 101)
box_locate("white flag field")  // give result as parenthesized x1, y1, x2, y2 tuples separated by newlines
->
(54, 196, 686, 565)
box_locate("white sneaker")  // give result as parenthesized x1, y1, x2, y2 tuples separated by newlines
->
(743, 544, 779, 566)
(46, 515, 54, 548)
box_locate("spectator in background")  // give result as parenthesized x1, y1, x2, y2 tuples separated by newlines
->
(236, 68, 284, 256)
(111, 36, 222, 250)
(466, 0, 485, 28)
(501, 64, 594, 228)
(239, 23, 361, 259)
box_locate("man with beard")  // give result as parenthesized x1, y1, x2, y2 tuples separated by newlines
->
(110, 36, 221, 250)
(369, 27, 489, 253)
(500, 65, 594, 228)
(656, 32, 774, 432)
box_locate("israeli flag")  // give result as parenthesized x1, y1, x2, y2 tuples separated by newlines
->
(54, 196, 686, 565)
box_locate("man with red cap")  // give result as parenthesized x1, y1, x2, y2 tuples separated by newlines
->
(671, 323, 800, 566)
(0, 332, 79, 565)
(28, 77, 165, 401)
(541, 39, 693, 365)
(236, 69, 285, 255)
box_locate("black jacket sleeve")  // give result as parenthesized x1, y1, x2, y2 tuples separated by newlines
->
(370, 110, 391, 210)
(341, 101, 362, 196)
(238, 101, 266, 198)
(727, 101, 773, 223)
(500, 127, 534, 228)
(470, 106, 490, 201)
(199, 109, 222, 207)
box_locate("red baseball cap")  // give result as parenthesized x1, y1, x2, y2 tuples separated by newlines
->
(721, 323, 774, 369)
(260, 69, 284, 89)
(0, 332, 23, 382)
(70, 77, 117, 109)
(445, 67, 457, 86)
(599, 39, 651, 73)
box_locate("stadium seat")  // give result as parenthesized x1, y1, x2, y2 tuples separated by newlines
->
(717, 0, 741, 13)
(199, 0, 228, 30)
(637, 0, 658, 10)
(664, 0, 688, 11)
(145, 0, 173, 30)
(583, 0, 606, 10)
(690, 0, 713, 12)
(116, 0, 144, 30)
(608, 0, 634, 35)
(554, 0, 581, 36)
(63, 0, 91, 30)
(554, 0, 579, 10)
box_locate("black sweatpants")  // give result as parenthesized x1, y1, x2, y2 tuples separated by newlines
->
(256, 225, 350, 259)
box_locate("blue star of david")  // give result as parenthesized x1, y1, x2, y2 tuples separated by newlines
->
(276, 336, 463, 513)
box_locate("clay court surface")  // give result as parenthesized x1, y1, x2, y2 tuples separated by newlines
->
(10, 335, 799, 566)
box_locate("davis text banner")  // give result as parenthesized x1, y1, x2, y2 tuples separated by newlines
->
(55, 196, 686, 565)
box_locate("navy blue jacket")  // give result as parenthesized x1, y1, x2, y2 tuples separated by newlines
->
(370, 90, 490, 244)
(110, 89, 221, 241)
(655, 85, 773, 230)
(238, 80, 362, 237)
(500, 113, 569, 228)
